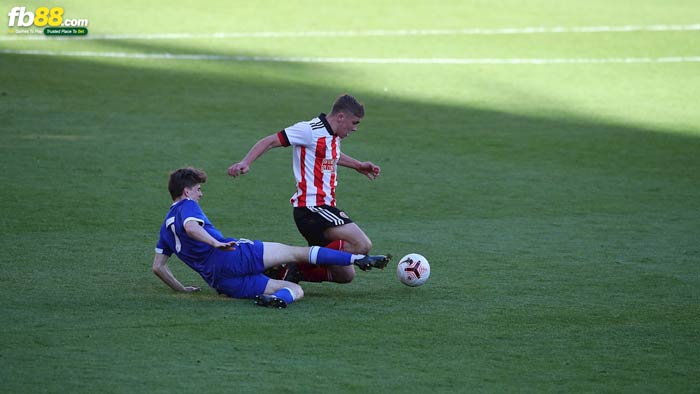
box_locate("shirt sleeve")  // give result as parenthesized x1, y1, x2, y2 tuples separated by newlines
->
(276, 129, 290, 147)
(155, 239, 173, 256)
(155, 225, 174, 256)
(281, 121, 313, 147)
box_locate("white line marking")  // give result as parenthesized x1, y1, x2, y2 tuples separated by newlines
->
(3, 49, 700, 64)
(1, 24, 699, 41)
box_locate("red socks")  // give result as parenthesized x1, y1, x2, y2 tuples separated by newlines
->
(325, 240, 345, 251)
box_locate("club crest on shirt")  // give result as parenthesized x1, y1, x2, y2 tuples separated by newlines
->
(322, 159, 337, 172)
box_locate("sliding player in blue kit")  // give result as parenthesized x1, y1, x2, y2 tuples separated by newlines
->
(151, 167, 390, 308)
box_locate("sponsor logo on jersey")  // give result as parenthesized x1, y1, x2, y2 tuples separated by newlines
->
(321, 159, 336, 172)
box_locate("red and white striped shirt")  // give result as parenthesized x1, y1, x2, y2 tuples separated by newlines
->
(277, 113, 340, 207)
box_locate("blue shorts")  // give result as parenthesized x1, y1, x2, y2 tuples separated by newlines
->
(209, 240, 270, 299)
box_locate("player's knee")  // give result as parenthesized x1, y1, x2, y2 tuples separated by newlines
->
(355, 238, 372, 255)
(364, 239, 373, 254)
(289, 283, 304, 300)
(327, 265, 355, 283)
(344, 237, 372, 255)
(331, 269, 356, 284)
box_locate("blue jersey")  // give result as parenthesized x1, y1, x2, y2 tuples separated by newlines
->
(155, 199, 231, 286)
(155, 198, 269, 298)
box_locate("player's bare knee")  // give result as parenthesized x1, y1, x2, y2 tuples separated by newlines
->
(362, 238, 373, 254)
(289, 283, 304, 300)
(355, 239, 372, 255)
(344, 238, 372, 255)
(327, 265, 355, 283)
(332, 269, 356, 284)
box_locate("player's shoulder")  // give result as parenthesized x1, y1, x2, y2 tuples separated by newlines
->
(174, 198, 203, 215)
(309, 116, 327, 131)
(172, 198, 194, 208)
(286, 118, 314, 133)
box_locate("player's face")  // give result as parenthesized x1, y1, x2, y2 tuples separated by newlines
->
(336, 112, 361, 138)
(184, 184, 203, 201)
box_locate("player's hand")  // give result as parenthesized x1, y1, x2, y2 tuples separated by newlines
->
(183, 286, 201, 292)
(357, 161, 381, 180)
(227, 162, 249, 177)
(214, 240, 237, 251)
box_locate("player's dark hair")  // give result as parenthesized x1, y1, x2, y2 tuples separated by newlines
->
(168, 167, 207, 200)
(330, 94, 365, 118)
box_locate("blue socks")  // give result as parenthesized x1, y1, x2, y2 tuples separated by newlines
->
(308, 246, 362, 266)
(272, 287, 295, 305)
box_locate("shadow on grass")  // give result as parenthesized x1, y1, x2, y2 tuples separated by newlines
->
(3, 38, 700, 228)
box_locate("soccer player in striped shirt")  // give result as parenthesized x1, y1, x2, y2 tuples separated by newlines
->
(227, 94, 381, 284)
(152, 167, 389, 308)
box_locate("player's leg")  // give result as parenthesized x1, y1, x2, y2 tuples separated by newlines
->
(254, 278, 304, 308)
(263, 279, 303, 298)
(320, 223, 372, 282)
(262, 242, 312, 267)
(324, 222, 372, 254)
(215, 272, 303, 307)
(257, 242, 390, 308)
(291, 206, 371, 283)
(262, 242, 389, 271)
(212, 241, 300, 308)
(263, 242, 350, 268)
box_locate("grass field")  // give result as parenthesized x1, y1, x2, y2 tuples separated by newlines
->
(1, 1, 699, 393)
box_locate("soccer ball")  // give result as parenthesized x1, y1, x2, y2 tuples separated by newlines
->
(396, 253, 430, 287)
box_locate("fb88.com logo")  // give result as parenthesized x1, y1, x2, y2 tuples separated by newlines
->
(8, 6, 89, 27)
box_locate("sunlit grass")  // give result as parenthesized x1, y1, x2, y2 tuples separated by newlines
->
(2, 1, 699, 393)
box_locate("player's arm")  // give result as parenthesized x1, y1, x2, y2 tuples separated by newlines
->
(183, 220, 236, 250)
(338, 152, 381, 180)
(152, 253, 201, 293)
(227, 133, 283, 177)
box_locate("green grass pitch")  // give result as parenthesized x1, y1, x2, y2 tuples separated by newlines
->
(1, 1, 699, 393)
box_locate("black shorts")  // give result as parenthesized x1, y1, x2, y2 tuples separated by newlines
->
(293, 205, 354, 246)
